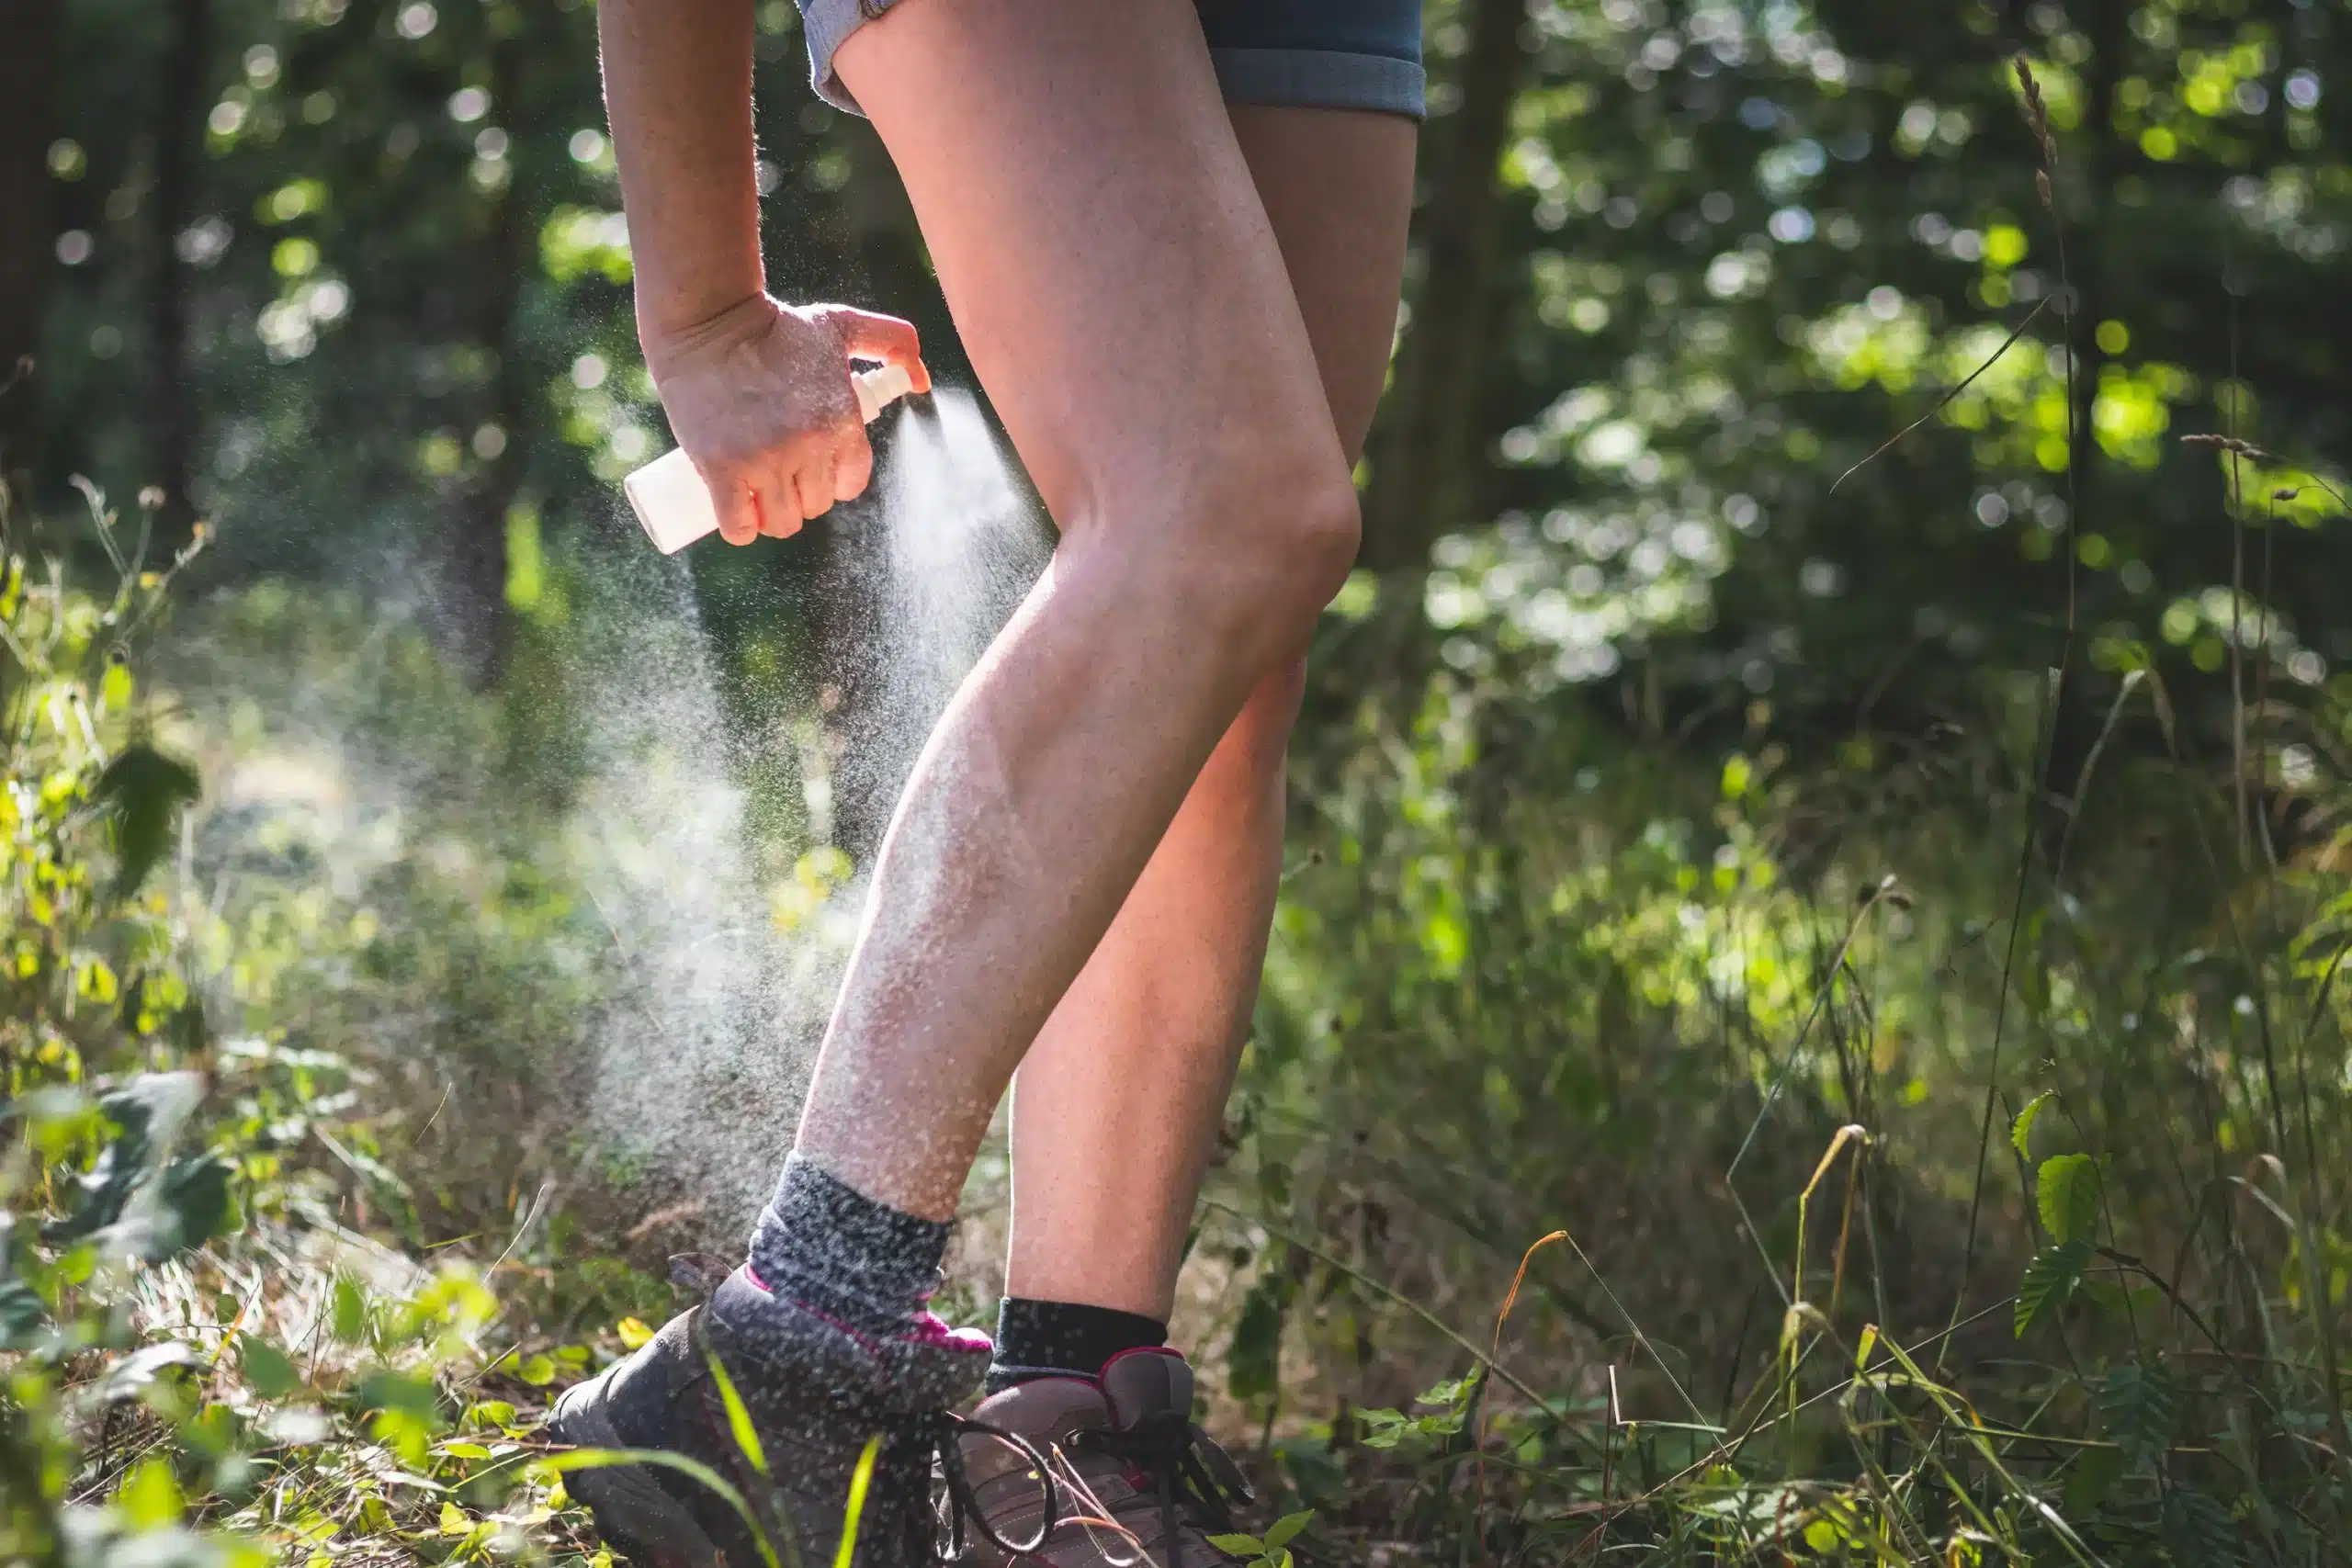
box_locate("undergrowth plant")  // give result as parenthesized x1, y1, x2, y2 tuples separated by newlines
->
(0, 482, 633, 1566)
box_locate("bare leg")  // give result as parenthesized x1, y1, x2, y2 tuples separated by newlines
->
(1002, 107, 1415, 1318)
(796, 0, 1363, 1219)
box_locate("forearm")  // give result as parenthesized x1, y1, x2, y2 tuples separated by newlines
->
(597, 0, 764, 358)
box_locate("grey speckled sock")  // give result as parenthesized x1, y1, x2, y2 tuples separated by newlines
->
(736, 1154, 951, 1339)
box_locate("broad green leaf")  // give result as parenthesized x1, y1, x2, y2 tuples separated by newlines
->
(2015, 1239, 2092, 1336)
(331, 1273, 370, 1342)
(356, 1369, 440, 1420)
(1262, 1510, 1315, 1552)
(516, 1354, 558, 1387)
(2011, 1090, 2055, 1159)
(118, 1456, 185, 1528)
(2036, 1153, 2102, 1246)
(158, 1153, 236, 1256)
(44, 1076, 198, 1247)
(93, 742, 200, 899)
(1206, 1536, 1264, 1557)
(1227, 1267, 1291, 1403)
(2064, 1445, 2126, 1516)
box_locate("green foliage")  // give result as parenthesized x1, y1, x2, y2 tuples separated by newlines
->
(91, 744, 200, 900)
(2009, 1089, 2055, 1160)
(2160, 1487, 2238, 1567)
(0, 501, 606, 1565)
(1353, 1374, 1482, 1456)
(1206, 1508, 1315, 1568)
(2014, 1239, 2092, 1337)
(2098, 1360, 2178, 1473)
(2035, 1151, 2104, 1247)
(18, 3, 2352, 1565)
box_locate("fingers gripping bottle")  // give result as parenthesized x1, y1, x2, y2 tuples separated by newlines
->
(623, 363, 916, 554)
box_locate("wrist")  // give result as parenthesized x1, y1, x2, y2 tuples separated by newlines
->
(639, 290, 777, 380)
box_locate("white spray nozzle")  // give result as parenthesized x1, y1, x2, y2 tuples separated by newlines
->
(624, 363, 918, 555)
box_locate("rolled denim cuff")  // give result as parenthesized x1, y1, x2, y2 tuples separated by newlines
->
(1208, 46, 1427, 119)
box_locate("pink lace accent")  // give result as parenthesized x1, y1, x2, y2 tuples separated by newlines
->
(736, 1265, 990, 1354)
(908, 1312, 995, 1354)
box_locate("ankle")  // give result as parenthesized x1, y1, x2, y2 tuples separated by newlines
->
(739, 1155, 952, 1339)
(987, 1296, 1169, 1393)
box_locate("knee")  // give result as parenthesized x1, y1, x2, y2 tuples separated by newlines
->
(1159, 451, 1361, 665)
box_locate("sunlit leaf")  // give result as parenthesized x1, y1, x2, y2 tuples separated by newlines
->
(2036, 1153, 2102, 1246)
(1262, 1511, 1315, 1552)
(118, 1456, 185, 1528)
(2015, 1239, 2092, 1336)
(2010, 1090, 2055, 1159)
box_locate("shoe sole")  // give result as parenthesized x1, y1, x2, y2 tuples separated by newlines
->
(548, 1368, 728, 1568)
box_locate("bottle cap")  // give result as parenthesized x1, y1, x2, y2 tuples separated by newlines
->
(624, 364, 916, 555)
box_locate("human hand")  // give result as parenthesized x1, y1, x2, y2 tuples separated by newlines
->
(642, 294, 932, 544)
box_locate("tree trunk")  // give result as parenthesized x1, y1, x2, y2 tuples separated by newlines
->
(1358, 0, 1525, 578)
(2033, 0, 2124, 869)
(148, 0, 211, 542)
(0, 0, 62, 497)
(444, 6, 537, 687)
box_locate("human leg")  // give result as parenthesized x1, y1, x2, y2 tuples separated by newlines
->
(793, 0, 1363, 1220)
(556, 6, 1367, 1556)
(999, 106, 1416, 1325)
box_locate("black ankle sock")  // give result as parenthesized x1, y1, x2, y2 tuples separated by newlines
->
(988, 1297, 1169, 1393)
(741, 1155, 950, 1338)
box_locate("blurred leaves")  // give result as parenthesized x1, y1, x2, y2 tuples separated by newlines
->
(42, 1076, 234, 1261)
(92, 744, 199, 899)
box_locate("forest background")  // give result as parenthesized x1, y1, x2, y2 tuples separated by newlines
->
(7, 0, 2352, 1563)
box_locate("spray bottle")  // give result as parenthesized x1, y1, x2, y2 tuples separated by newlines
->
(623, 363, 917, 554)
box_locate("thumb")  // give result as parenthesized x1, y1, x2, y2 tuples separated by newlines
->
(820, 306, 932, 395)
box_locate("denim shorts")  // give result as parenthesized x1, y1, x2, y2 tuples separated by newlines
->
(798, 0, 1425, 120)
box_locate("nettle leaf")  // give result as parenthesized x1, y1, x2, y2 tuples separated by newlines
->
(2015, 1239, 2093, 1337)
(2011, 1091, 2056, 1159)
(93, 741, 200, 899)
(2160, 1488, 2239, 1566)
(2035, 1153, 2103, 1246)
(2098, 1361, 2178, 1471)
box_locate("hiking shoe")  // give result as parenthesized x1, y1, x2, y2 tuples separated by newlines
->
(548, 1258, 991, 1568)
(947, 1348, 1254, 1567)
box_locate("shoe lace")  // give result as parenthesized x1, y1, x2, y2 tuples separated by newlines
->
(915, 1410, 1065, 1563)
(1065, 1413, 1256, 1565)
